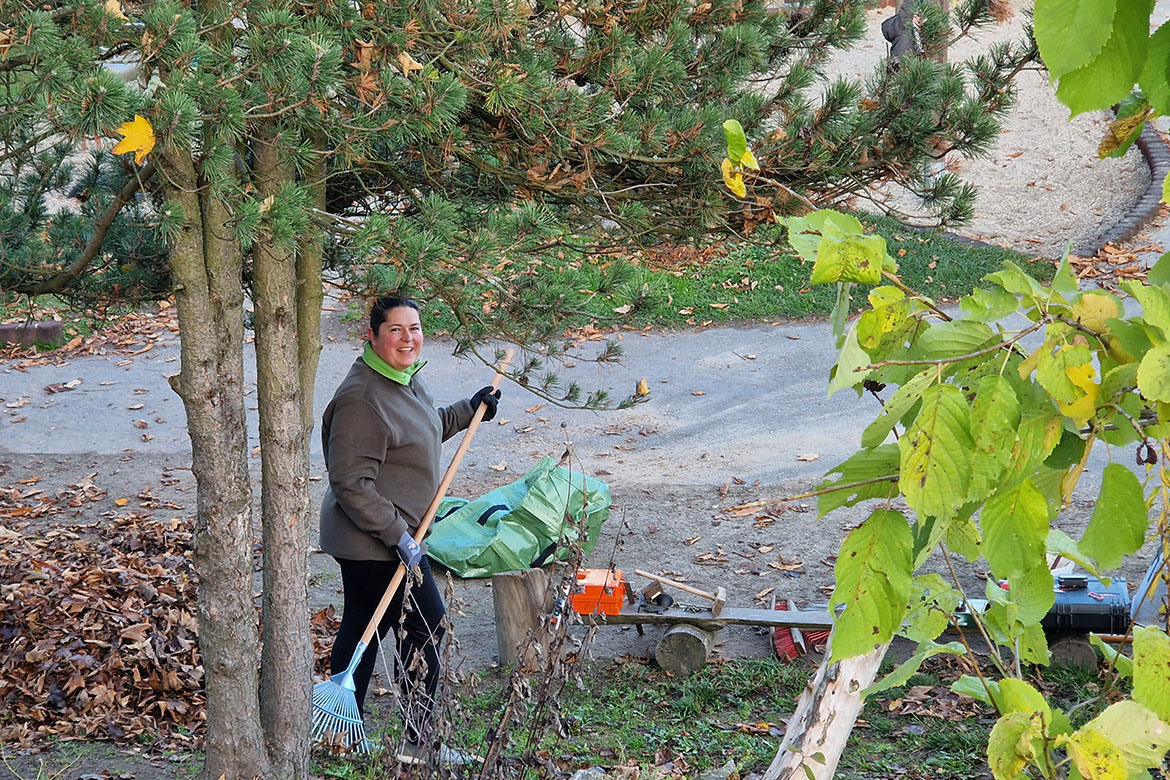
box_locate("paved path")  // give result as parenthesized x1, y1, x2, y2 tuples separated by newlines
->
(0, 314, 871, 489)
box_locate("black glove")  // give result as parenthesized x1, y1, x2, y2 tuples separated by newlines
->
(394, 531, 422, 569)
(470, 385, 501, 422)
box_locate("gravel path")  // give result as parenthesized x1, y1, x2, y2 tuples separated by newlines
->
(826, 1, 1151, 258)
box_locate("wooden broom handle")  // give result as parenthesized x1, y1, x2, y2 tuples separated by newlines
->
(358, 349, 514, 648)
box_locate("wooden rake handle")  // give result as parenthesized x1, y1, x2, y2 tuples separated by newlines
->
(357, 349, 514, 648)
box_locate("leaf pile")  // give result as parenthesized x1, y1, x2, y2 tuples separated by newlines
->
(0, 477, 348, 748)
(0, 495, 204, 747)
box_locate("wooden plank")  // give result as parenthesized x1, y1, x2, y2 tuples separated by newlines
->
(583, 605, 834, 631)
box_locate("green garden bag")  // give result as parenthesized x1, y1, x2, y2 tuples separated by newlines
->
(426, 456, 611, 578)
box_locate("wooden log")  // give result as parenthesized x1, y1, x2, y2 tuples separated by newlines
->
(655, 624, 716, 675)
(492, 568, 550, 668)
(763, 634, 889, 780)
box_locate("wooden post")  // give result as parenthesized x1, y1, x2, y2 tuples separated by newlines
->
(763, 636, 890, 780)
(655, 624, 717, 675)
(492, 568, 551, 668)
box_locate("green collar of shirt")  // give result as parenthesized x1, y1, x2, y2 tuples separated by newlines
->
(362, 343, 425, 386)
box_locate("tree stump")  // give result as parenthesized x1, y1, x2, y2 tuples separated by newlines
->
(492, 568, 550, 669)
(655, 624, 716, 675)
(1049, 635, 1098, 672)
(0, 321, 63, 347)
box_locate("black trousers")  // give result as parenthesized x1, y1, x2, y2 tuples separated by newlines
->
(330, 556, 447, 730)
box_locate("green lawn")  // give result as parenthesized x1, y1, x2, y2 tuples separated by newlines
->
(423, 214, 1053, 336)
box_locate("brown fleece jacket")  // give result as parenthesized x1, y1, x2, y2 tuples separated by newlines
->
(319, 356, 474, 561)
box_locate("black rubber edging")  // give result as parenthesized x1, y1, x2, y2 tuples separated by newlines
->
(1077, 123, 1170, 256)
(937, 117, 1170, 260)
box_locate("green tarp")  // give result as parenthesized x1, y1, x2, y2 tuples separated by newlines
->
(426, 456, 611, 578)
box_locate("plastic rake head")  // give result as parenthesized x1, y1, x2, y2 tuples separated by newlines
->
(311, 679, 369, 754)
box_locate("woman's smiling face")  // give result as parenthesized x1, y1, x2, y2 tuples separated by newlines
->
(368, 305, 423, 371)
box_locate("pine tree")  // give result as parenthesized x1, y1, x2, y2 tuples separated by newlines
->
(0, 0, 1034, 777)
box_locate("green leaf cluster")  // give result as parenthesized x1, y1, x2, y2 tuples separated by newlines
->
(799, 208, 1170, 779)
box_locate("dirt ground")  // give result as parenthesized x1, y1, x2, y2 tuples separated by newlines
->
(3, 299, 1165, 780)
(1, 439, 1160, 779)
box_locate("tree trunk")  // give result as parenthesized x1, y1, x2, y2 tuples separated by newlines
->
(164, 149, 269, 780)
(297, 148, 326, 433)
(253, 136, 313, 780)
(764, 638, 890, 780)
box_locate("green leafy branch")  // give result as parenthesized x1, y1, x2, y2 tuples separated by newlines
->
(790, 206, 1170, 780)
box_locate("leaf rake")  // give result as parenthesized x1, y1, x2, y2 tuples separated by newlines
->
(311, 350, 513, 753)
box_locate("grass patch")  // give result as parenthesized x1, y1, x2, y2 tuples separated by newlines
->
(449, 656, 810, 775)
(423, 215, 1052, 335)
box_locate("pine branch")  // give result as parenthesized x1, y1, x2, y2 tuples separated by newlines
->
(19, 162, 157, 296)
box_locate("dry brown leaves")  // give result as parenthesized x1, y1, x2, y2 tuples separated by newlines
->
(0, 476, 342, 749)
(0, 492, 203, 747)
(886, 684, 987, 720)
(1068, 240, 1162, 289)
(1, 303, 178, 369)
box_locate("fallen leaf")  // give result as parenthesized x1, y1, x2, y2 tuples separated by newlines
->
(488, 461, 508, 471)
(524, 402, 546, 414)
(796, 453, 819, 462)
(683, 536, 701, 546)
(691, 390, 705, 396)
(115, 498, 130, 506)
(636, 377, 650, 397)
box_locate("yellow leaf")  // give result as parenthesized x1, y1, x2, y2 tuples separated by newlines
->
(397, 51, 423, 78)
(740, 148, 760, 171)
(636, 377, 650, 397)
(104, 0, 128, 20)
(115, 498, 129, 506)
(112, 115, 155, 165)
(1098, 106, 1152, 159)
(1058, 360, 1099, 427)
(721, 158, 746, 198)
(1072, 291, 1121, 334)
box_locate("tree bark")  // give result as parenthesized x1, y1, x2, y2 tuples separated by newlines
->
(296, 147, 326, 433)
(164, 149, 269, 780)
(253, 135, 312, 780)
(764, 638, 890, 780)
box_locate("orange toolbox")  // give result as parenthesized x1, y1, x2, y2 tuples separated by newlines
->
(571, 569, 627, 616)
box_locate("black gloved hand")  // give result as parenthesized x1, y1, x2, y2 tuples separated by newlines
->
(394, 531, 422, 569)
(470, 385, 501, 422)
